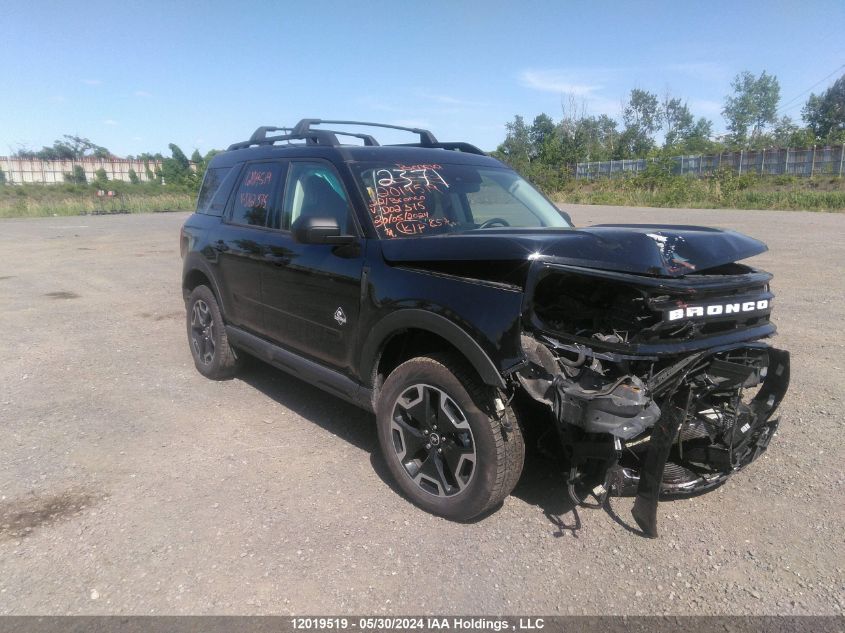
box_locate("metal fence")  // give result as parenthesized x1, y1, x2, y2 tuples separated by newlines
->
(0, 157, 164, 185)
(575, 145, 845, 180)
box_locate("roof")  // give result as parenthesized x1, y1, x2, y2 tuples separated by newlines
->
(209, 119, 500, 169)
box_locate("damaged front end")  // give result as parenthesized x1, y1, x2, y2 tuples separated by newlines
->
(516, 260, 790, 538)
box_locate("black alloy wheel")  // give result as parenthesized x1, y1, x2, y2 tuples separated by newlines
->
(190, 299, 215, 365)
(185, 285, 242, 380)
(376, 354, 525, 521)
(390, 383, 477, 497)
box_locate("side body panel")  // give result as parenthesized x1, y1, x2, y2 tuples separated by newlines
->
(354, 240, 525, 388)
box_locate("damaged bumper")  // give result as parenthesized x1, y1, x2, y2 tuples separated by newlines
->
(517, 335, 790, 538)
(629, 346, 789, 537)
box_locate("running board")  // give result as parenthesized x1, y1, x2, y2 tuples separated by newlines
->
(225, 326, 374, 412)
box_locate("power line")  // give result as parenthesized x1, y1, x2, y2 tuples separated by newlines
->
(776, 63, 845, 116)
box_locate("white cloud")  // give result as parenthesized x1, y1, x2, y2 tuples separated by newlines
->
(518, 69, 601, 96)
(518, 68, 623, 118)
(103, 119, 119, 126)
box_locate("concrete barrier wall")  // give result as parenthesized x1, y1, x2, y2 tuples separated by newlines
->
(0, 157, 165, 184)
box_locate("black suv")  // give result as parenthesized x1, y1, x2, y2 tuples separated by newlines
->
(180, 119, 789, 537)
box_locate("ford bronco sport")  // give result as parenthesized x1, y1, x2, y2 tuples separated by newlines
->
(180, 119, 790, 537)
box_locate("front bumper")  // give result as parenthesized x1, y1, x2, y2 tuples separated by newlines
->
(628, 347, 790, 537)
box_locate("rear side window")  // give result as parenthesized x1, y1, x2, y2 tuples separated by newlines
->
(196, 167, 230, 214)
(228, 162, 283, 227)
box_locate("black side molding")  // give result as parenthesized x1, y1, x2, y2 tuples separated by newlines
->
(359, 309, 507, 390)
(225, 326, 374, 412)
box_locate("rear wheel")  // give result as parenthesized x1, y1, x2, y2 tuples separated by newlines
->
(376, 354, 524, 520)
(186, 285, 242, 379)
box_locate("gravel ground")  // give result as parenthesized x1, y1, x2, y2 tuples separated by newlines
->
(0, 206, 842, 616)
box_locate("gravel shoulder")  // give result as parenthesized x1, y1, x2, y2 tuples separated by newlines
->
(0, 207, 842, 615)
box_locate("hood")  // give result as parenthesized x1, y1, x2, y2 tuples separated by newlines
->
(379, 224, 768, 277)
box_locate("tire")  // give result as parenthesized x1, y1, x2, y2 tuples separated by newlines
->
(376, 354, 524, 521)
(186, 285, 242, 380)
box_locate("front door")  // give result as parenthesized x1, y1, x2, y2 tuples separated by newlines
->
(260, 160, 364, 373)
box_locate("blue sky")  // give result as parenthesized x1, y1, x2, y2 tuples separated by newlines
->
(2, 0, 844, 156)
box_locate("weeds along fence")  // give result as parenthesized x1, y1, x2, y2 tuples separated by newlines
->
(0, 156, 165, 185)
(575, 145, 845, 180)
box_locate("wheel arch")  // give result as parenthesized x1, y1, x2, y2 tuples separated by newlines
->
(182, 258, 227, 318)
(362, 310, 506, 402)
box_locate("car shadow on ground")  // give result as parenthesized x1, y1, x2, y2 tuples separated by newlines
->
(236, 358, 647, 535)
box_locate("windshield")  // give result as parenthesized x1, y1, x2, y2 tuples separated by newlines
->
(354, 162, 571, 238)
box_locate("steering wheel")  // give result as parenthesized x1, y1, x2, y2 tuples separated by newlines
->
(477, 217, 510, 229)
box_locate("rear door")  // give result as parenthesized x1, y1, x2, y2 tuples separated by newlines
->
(214, 161, 286, 335)
(260, 159, 365, 373)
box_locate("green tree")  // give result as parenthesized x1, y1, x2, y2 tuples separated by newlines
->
(656, 92, 717, 154)
(722, 71, 780, 147)
(190, 149, 209, 182)
(0, 168, 6, 185)
(618, 89, 661, 157)
(127, 168, 140, 184)
(682, 117, 716, 153)
(161, 143, 197, 187)
(769, 116, 815, 148)
(496, 115, 533, 169)
(143, 159, 157, 183)
(26, 135, 111, 160)
(63, 165, 87, 184)
(590, 114, 619, 160)
(661, 96, 694, 149)
(803, 74, 845, 142)
(94, 168, 109, 187)
(529, 113, 557, 161)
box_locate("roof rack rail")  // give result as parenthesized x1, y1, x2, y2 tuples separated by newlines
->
(227, 119, 485, 155)
(389, 141, 486, 155)
(291, 119, 439, 146)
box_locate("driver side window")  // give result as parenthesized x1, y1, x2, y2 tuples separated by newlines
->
(281, 162, 352, 233)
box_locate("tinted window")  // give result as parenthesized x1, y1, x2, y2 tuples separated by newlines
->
(281, 162, 352, 232)
(196, 167, 230, 214)
(229, 162, 282, 227)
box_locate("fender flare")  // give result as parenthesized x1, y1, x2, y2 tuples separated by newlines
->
(360, 309, 506, 389)
(182, 255, 228, 318)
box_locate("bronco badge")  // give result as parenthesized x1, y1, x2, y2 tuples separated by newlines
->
(333, 307, 347, 326)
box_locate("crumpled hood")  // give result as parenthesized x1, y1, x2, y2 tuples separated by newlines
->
(379, 224, 768, 277)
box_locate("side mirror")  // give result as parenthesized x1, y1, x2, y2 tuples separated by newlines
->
(292, 216, 355, 245)
(558, 209, 574, 226)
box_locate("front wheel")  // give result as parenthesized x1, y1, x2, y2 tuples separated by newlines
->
(186, 285, 242, 380)
(376, 354, 524, 521)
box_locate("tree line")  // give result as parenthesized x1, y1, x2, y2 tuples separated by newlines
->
(494, 70, 845, 171)
(9, 135, 217, 189)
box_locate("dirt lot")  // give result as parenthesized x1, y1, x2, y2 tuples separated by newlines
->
(0, 206, 842, 616)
